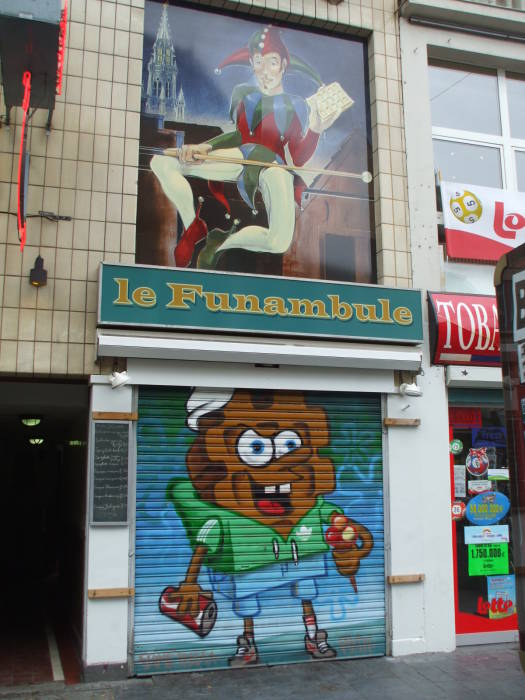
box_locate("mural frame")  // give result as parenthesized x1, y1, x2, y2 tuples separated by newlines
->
(137, 0, 376, 285)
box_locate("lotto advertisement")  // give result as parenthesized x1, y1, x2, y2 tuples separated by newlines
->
(441, 181, 525, 263)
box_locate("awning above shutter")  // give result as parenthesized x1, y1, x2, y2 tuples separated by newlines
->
(97, 330, 422, 372)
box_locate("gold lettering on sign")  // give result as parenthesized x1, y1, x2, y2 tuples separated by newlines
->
(288, 298, 330, 319)
(354, 303, 380, 322)
(165, 283, 203, 309)
(378, 299, 394, 323)
(263, 297, 288, 316)
(151, 277, 417, 331)
(113, 278, 133, 305)
(328, 295, 353, 321)
(393, 306, 413, 325)
(203, 292, 233, 312)
(232, 294, 263, 314)
(132, 286, 156, 307)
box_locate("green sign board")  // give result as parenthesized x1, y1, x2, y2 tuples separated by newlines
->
(98, 264, 423, 343)
(468, 543, 509, 576)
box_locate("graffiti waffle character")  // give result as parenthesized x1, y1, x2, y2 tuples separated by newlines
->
(159, 388, 373, 667)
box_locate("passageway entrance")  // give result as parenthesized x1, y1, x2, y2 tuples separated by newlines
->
(0, 381, 89, 687)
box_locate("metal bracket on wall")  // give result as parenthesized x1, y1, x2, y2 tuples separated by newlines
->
(383, 418, 421, 427)
(92, 411, 138, 421)
(88, 588, 135, 599)
(387, 574, 425, 584)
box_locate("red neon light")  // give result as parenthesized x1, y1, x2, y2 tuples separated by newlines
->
(56, 1, 68, 96)
(17, 71, 31, 252)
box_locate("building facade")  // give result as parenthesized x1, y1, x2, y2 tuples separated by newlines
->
(400, 0, 524, 646)
(0, 0, 455, 680)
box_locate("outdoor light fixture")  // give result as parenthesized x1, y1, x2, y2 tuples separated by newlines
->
(399, 381, 423, 397)
(28, 437, 44, 445)
(29, 255, 47, 287)
(109, 370, 130, 389)
(20, 416, 41, 426)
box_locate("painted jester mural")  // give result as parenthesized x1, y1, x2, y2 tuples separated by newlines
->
(158, 389, 373, 667)
(150, 23, 354, 269)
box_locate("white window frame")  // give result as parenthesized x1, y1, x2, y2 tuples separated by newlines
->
(432, 135, 505, 188)
(431, 65, 525, 192)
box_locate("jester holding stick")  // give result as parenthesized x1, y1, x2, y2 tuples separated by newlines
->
(151, 25, 365, 270)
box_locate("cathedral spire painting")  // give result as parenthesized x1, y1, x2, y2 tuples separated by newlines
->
(144, 2, 185, 121)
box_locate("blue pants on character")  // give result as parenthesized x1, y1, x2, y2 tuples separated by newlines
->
(207, 554, 329, 618)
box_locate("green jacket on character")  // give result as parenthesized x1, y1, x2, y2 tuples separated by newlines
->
(167, 478, 342, 575)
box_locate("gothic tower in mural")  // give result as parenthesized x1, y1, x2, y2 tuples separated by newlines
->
(144, 4, 185, 121)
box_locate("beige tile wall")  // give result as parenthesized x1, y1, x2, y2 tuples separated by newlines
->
(0, 0, 410, 378)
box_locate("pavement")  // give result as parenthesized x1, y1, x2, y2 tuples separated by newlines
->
(1, 643, 525, 700)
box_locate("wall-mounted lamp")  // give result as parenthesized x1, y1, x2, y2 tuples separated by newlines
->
(29, 437, 44, 445)
(109, 370, 130, 389)
(326, 0, 344, 5)
(20, 416, 41, 426)
(29, 255, 47, 287)
(399, 381, 423, 397)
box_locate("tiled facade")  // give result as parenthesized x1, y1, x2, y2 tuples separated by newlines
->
(0, 0, 410, 378)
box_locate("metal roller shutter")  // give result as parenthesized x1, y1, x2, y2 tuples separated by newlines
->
(134, 387, 385, 674)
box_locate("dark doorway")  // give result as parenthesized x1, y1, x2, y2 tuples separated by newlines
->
(0, 381, 89, 686)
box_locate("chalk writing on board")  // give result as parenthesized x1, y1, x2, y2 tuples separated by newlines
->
(92, 422, 129, 523)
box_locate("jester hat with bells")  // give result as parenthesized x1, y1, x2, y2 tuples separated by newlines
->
(215, 25, 323, 87)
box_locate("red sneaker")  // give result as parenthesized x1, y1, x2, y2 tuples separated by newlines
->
(304, 630, 337, 659)
(228, 635, 259, 668)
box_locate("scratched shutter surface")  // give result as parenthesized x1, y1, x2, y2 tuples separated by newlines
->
(134, 387, 385, 675)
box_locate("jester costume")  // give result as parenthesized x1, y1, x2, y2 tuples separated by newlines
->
(205, 83, 320, 213)
(150, 25, 326, 268)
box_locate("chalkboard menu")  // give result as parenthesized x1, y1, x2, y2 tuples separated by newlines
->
(91, 422, 129, 524)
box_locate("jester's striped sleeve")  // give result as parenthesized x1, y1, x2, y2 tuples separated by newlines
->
(206, 129, 243, 151)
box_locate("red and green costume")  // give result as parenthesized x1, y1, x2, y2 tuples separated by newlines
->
(206, 84, 320, 211)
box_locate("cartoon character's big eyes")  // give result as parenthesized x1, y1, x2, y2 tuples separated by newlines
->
(237, 429, 273, 467)
(274, 430, 302, 458)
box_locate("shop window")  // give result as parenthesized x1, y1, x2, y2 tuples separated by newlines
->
(449, 405, 517, 637)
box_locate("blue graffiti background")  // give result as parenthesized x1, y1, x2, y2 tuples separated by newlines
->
(134, 388, 385, 673)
